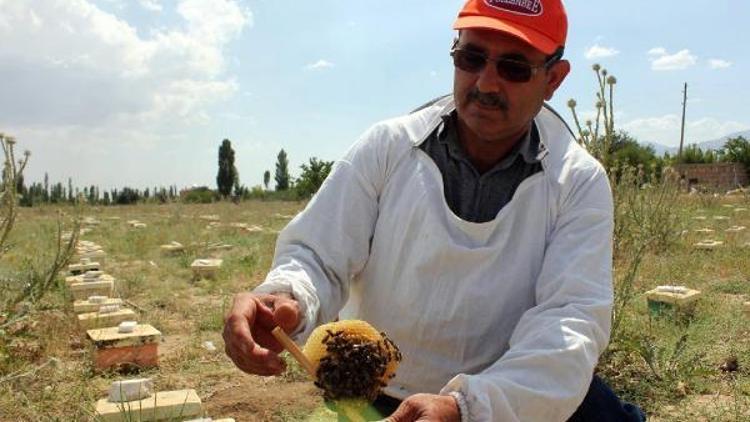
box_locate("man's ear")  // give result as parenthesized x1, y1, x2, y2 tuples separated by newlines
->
(544, 60, 570, 101)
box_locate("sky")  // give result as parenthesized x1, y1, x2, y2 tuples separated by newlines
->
(1, 0, 748, 191)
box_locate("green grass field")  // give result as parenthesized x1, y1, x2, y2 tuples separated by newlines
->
(1, 196, 749, 421)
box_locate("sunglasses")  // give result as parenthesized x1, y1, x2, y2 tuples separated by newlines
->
(450, 47, 560, 83)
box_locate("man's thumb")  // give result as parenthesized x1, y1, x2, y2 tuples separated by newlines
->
(272, 296, 300, 333)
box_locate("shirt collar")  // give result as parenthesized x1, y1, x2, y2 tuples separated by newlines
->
(436, 110, 546, 167)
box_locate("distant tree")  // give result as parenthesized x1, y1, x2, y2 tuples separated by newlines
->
(43, 172, 49, 202)
(295, 157, 334, 198)
(263, 170, 270, 190)
(275, 149, 290, 191)
(217, 139, 238, 198)
(103, 191, 110, 205)
(682, 144, 718, 164)
(721, 136, 750, 174)
(15, 172, 25, 197)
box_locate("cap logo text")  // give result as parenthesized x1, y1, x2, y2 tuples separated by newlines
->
(484, 0, 543, 16)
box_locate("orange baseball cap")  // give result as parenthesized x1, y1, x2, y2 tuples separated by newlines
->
(453, 0, 567, 55)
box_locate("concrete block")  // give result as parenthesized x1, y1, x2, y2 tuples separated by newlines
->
(73, 297, 123, 313)
(94, 389, 201, 422)
(78, 308, 136, 330)
(70, 279, 114, 300)
(191, 259, 222, 279)
(87, 324, 161, 370)
(646, 285, 701, 316)
(108, 378, 153, 402)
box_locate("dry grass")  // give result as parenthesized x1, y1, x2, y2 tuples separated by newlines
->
(1, 196, 749, 421)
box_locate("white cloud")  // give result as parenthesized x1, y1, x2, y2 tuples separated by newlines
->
(709, 59, 732, 69)
(138, 0, 163, 12)
(0, 0, 252, 127)
(305, 59, 334, 70)
(648, 48, 697, 71)
(647, 47, 666, 56)
(621, 114, 749, 146)
(584, 44, 619, 60)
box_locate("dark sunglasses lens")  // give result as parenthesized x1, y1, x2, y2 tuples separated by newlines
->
(496, 60, 532, 82)
(453, 50, 486, 73)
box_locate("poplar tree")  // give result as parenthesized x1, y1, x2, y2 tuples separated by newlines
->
(274, 149, 290, 191)
(216, 139, 238, 198)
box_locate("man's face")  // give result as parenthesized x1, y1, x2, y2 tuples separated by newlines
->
(453, 28, 570, 144)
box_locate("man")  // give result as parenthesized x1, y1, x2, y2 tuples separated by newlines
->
(224, 0, 645, 420)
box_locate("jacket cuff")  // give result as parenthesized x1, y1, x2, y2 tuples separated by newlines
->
(446, 391, 470, 422)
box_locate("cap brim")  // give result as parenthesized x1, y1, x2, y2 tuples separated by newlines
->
(453, 16, 558, 55)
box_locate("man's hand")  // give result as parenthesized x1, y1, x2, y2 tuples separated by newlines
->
(387, 393, 460, 422)
(223, 291, 300, 376)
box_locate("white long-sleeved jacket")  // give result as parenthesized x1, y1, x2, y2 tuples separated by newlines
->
(254, 96, 614, 421)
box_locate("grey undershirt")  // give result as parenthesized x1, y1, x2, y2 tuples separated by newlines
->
(418, 111, 545, 223)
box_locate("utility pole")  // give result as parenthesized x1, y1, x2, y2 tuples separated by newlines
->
(678, 82, 688, 161)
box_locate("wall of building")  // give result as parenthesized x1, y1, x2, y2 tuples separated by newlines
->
(675, 163, 748, 190)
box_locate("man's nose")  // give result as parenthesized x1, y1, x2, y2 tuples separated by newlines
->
(475, 61, 504, 92)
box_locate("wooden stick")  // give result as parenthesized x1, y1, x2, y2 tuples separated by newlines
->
(271, 326, 316, 378)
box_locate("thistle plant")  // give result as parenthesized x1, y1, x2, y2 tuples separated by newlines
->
(0, 134, 80, 318)
(568, 69, 683, 343)
(1, 133, 30, 256)
(567, 64, 617, 172)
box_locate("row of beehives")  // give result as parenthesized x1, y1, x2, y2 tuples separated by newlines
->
(688, 207, 749, 250)
(65, 239, 233, 421)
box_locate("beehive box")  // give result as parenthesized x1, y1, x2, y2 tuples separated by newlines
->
(693, 240, 724, 250)
(160, 241, 184, 255)
(87, 324, 161, 370)
(190, 259, 223, 279)
(69, 279, 115, 300)
(78, 308, 136, 330)
(73, 297, 123, 314)
(68, 261, 101, 275)
(744, 302, 750, 318)
(646, 286, 701, 316)
(94, 389, 201, 421)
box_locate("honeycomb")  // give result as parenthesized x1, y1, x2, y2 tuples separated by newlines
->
(303, 320, 401, 401)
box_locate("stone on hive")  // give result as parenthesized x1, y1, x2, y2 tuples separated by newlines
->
(95, 389, 201, 422)
(646, 285, 701, 315)
(118, 320, 138, 333)
(87, 324, 161, 370)
(78, 308, 136, 330)
(108, 378, 153, 402)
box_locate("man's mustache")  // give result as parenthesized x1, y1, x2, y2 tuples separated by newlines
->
(467, 88, 508, 110)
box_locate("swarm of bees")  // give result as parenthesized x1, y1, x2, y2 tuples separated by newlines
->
(303, 320, 402, 402)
